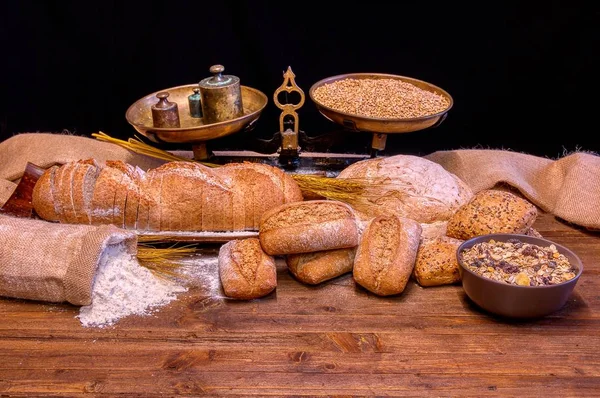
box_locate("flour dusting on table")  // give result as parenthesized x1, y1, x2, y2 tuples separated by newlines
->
(77, 244, 187, 328)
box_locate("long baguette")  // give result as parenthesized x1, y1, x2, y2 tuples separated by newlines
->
(32, 159, 303, 232)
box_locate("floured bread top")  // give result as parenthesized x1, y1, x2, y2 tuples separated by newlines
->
(260, 200, 355, 232)
(338, 155, 473, 224)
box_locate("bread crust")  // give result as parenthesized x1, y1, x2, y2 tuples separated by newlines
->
(286, 247, 356, 285)
(259, 200, 359, 255)
(413, 236, 463, 287)
(446, 189, 538, 240)
(32, 165, 60, 222)
(218, 238, 277, 299)
(338, 155, 473, 223)
(353, 215, 422, 296)
(32, 160, 304, 232)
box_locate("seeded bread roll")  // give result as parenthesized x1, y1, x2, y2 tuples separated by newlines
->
(218, 238, 277, 300)
(413, 236, 463, 287)
(446, 189, 538, 240)
(286, 247, 357, 285)
(353, 215, 422, 296)
(259, 200, 360, 256)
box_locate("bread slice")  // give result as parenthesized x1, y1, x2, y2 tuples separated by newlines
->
(136, 171, 154, 232)
(90, 163, 124, 226)
(413, 236, 463, 287)
(286, 247, 356, 285)
(353, 215, 422, 296)
(72, 159, 100, 224)
(123, 165, 144, 230)
(32, 165, 60, 222)
(221, 165, 280, 230)
(446, 189, 538, 240)
(52, 162, 80, 224)
(259, 200, 359, 255)
(218, 237, 277, 299)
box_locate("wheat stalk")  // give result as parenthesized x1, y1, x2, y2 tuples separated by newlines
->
(136, 242, 197, 281)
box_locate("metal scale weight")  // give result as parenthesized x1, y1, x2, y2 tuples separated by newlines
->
(125, 65, 453, 175)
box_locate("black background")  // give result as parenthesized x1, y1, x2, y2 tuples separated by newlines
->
(1, 1, 598, 158)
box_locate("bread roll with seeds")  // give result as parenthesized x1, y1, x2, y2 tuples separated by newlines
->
(259, 200, 359, 255)
(446, 189, 538, 240)
(353, 215, 422, 296)
(413, 236, 463, 287)
(286, 247, 356, 285)
(218, 238, 277, 300)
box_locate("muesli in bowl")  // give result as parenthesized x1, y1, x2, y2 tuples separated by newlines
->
(457, 234, 583, 318)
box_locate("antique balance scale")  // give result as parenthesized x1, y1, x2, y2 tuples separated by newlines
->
(124, 65, 453, 176)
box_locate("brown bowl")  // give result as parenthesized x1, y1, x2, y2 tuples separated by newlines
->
(456, 234, 583, 319)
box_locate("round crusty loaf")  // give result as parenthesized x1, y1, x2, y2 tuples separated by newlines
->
(413, 236, 463, 287)
(337, 155, 473, 224)
(259, 200, 359, 255)
(218, 238, 277, 300)
(353, 215, 422, 296)
(446, 189, 538, 240)
(286, 247, 356, 285)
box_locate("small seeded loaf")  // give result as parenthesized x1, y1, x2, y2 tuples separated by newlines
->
(259, 200, 360, 255)
(218, 238, 277, 300)
(32, 160, 303, 231)
(446, 189, 538, 240)
(413, 236, 463, 287)
(353, 215, 422, 296)
(286, 247, 357, 285)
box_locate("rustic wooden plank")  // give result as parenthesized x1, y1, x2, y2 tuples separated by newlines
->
(0, 369, 599, 396)
(0, 211, 598, 396)
(1, 339, 599, 376)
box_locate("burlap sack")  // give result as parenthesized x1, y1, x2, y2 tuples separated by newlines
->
(0, 214, 137, 305)
(0, 132, 166, 182)
(425, 149, 600, 230)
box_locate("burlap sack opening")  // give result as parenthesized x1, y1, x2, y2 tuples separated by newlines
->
(0, 214, 137, 305)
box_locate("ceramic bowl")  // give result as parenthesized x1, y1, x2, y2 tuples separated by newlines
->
(457, 234, 583, 319)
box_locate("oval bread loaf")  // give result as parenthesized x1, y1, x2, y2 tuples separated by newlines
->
(32, 160, 303, 231)
(218, 238, 277, 300)
(353, 215, 422, 296)
(337, 155, 473, 225)
(446, 189, 538, 240)
(413, 236, 463, 287)
(286, 247, 356, 285)
(259, 200, 359, 255)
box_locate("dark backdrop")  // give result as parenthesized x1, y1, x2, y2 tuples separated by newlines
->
(1, 1, 598, 157)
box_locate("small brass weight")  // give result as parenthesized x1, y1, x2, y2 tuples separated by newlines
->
(274, 66, 305, 160)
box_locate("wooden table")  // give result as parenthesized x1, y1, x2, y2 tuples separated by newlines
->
(0, 212, 598, 397)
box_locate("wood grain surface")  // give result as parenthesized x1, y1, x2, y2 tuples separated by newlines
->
(0, 212, 598, 397)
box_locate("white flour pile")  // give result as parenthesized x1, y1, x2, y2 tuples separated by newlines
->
(77, 244, 187, 328)
(176, 255, 224, 298)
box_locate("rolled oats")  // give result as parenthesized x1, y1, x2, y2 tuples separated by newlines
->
(460, 238, 577, 286)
